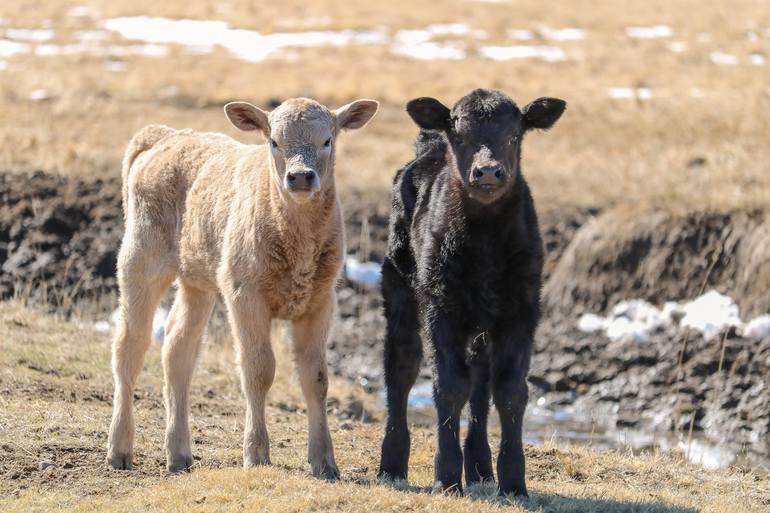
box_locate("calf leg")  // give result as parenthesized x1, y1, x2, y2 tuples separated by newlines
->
(162, 283, 215, 473)
(291, 291, 339, 480)
(224, 287, 274, 467)
(464, 337, 493, 486)
(491, 327, 533, 498)
(430, 315, 470, 494)
(107, 249, 174, 470)
(378, 260, 422, 481)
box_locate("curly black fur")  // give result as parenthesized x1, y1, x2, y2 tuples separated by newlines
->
(378, 89, 566, 497)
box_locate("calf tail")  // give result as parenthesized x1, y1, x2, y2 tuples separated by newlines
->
(121, 124, 174, 220)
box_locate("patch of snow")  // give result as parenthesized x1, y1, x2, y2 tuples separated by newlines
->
(74, 30, 108, 43)
(577, 313, 606, 333)
(391, 26, 468, 60)
(0, 39, 30, 58)
(625, 25, 673, 39)
(105, 60, 127, 72)
(4, 28, 55, 41)
(710, 52, 739, 66)
(29, 89, 50, 101)
(539, 27, 586, 41)
(748, 53, 766, 66)
(104, 16, 385, 63)
(743, 314, 770, 340)
(344, 256, 382, 286)
(608, 87, 652, 100)
(68, 6, 94, 18)
(668, 41, 688, 53)
(508, 29, 535, 40)
(680, 290, 742, 340)
(152, 306, 169, 343)
(479, 45, 566, 62)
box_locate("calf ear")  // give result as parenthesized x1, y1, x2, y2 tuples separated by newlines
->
(522, 97, 566, 131)
(224, 102, 270, 136)
(336, 99, 379, 130)
(406, 97, 451, 132)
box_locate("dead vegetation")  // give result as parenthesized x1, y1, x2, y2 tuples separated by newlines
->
(1, 0, 769, 213)
(1, 301, 768, 512)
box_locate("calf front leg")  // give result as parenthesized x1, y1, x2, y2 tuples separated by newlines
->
(291, 291, 339, 480)
(378, 260, 423, 481)
(429, 314, 470, 494)
(491, 326, 533, 498)
(464, 337, 493, 486)
(224, 286, 275, 468)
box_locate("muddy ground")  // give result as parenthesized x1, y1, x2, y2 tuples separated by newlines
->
(1, 170, 768, 461)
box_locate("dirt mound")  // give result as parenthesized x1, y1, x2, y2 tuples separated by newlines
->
(543, 208, 770, 318)
(0, 171, 123, 306)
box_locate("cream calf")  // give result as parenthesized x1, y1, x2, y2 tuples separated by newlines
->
(106, 97, 378, 479)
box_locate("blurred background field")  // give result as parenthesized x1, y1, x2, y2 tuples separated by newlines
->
(1, 1, 770, 511)
(1, 0, 769, 210)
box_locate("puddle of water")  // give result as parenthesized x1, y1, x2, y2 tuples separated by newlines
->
(383, 382, 769, 473)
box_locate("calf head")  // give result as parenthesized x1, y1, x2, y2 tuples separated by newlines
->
(406, 89, 565, 204)
(225, 97, 378, 202)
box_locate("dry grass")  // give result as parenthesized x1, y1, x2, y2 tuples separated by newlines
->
(1, 300, 768, 513)
(1, 0, 769, 213)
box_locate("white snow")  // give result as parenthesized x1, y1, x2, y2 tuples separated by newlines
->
(668, 41, 688, 53)
(539, 27, 586, 41)
(625, 25, 673, 39)
(103, 16, 386, 63)
(0, 39, 30, 58)
(152, 306, 169, 343)
(680, 290, 742, 340)
(608, 87, 652, 100)
(479, 45, 566, 62)
(748, 53, 766, 66)
(29, 89, 50, 101)
(710, 52, 739, 66)
(391, 25, 469, 60)
(508, 29, 535, 40)
(743, 314, 770, 341)
(4, 28, 55, 41)
(576, 290, 758, 343)
(344, 257, 382, 287)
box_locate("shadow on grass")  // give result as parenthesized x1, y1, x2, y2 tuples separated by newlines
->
(368, 479, 698, 513)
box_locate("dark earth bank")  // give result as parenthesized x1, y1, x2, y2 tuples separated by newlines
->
(1, 170, 768, 461)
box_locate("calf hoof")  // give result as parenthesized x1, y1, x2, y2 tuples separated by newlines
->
(499, 486, 528, 499)
(107, 452, 132, 471)
(167, 454, 193, 474)
(432, 481, 463, 496)
(311, 458, 340, 480)
(243, 455, 271, 468)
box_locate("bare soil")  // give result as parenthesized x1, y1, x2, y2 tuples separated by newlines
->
(1, 170, 768, 466)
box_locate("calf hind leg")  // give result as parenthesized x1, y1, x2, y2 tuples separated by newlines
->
(163, 283, 215, 473)
(107, 254, 174, 470)
(378, 261, 423, 481)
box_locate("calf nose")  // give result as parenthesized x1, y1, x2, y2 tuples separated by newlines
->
(471, 165, 503, 186)
(287, 170, 316, 188)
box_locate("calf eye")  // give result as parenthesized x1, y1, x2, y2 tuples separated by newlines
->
(270, 139, 278, 149)
(324, 138, 331, 147)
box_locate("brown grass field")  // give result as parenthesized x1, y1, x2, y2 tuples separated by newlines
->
(1, 300, 769, 513)
(2, 1, 770, 511)
(1, 0, 769, 212)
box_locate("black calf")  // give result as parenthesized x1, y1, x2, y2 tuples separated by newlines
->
(378, 89, 566, 497)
